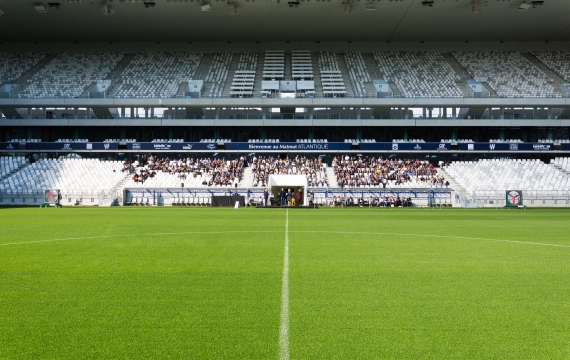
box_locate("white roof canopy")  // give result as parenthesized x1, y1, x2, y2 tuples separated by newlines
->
(268, 175, 308, 206)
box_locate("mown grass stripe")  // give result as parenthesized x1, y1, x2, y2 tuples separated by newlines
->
(279, 209, 290, 360)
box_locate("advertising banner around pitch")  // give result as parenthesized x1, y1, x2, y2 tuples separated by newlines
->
(505, 190, 523, 208)
(25, 142, 119, 151)
(562, 143, 570, 151)
(226, 142, 352, 151)
(0, 143, 20, 151)
(359, 143, 451, 151)
(126, 142, 217, 151)
(461, 143, 554, 151)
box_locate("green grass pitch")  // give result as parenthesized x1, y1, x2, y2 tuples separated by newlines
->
(0, 207, 569, 359)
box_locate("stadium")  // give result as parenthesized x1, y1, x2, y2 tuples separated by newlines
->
(1, 0, 570, 358)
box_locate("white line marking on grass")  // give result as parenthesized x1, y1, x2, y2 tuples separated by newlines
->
(0, 230, 278, 246)
(289, 231, 570, 248)
(279, 209, 290, 360)
(1, 229, 568, 249)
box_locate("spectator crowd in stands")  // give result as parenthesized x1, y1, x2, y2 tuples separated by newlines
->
(332, 155, 449, 188)
(136, 155, 244, 186)
(331, 195, 413, 207)
(250, 155, 327, 187)
(121, 161, 134, 172)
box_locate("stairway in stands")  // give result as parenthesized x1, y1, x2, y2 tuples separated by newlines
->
(311, 54, 323, 98)
(284, 52, 292, 80)
(15, 54, 58, 94)
(360, 53, 378, 97)
(441, 52, 472, 97)
(222, 53, 241, 97)
(521, 52, 569, 96)
(550, 162, 570, 176)
(253, 56, 264, 97)
(241, 167, 255, 187)
(437, 166, 465, 193)
(337, 55, 354, 97)
(325, 167, 339, 187)
(105, 54, 137, 97)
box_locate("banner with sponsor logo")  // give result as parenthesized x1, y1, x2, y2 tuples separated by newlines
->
(225, 142, 352, 151)
(0, 143, 19, 151)
(359, 143, 450, 151)
(461, 143, 554, 151)
(25, 142, 119, 151)
(561, 143, 570, 151)
(126, 142, 217, 151)
(505, 190, 523, 208)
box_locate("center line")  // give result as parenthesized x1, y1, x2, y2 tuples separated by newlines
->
(279, 209, 290, 360)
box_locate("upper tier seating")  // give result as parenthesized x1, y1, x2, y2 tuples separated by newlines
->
(373, 51, 463, 98)
(114, 52, 202, 98)
(531, 51, 570, 82)
(0, 158, 128, 192)
(205, 52, 232, 97)
(344, 51, 371, 97)
(0, 52, 46, 85)
(291, 50, 313, 80)
(317, 51, 346, 97)
(445, 159, 570, 193)
(230, 52, 257, 98)
(263, 50, 284, 80)
(18, 52, 123, 98)
(453, 51, 560, 98)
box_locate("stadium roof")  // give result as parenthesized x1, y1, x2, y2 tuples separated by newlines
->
(0, 0, 568, 43)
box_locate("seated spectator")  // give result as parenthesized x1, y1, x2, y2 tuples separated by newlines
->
(130, 155, 244, 187)
(332, 155, 441, 188)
